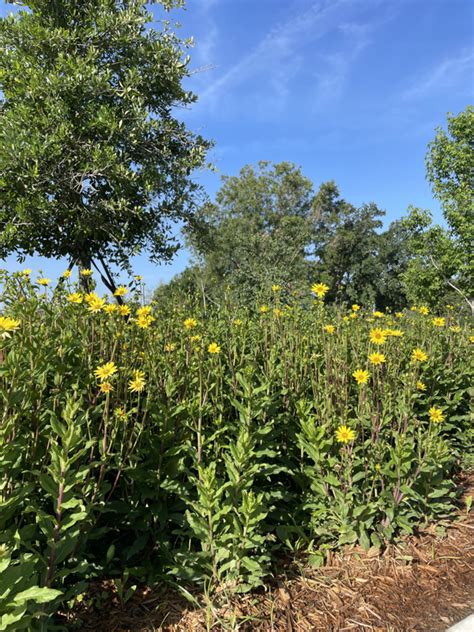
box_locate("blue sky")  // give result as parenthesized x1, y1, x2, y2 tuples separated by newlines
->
(1, 0, 473, 290)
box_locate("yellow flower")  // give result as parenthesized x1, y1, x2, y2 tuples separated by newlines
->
(375, 463, 381, 471)
(114, 286, 128, 297)
(410, 306, 417, 312)
(80, 268, 93, 277)
(87, 296, 106, 313)
(136, 306, 152, 317)
(395, 312, 404, 319)
(449, 325, 461, 333)
(369, 352, 386, 365)
(419, 306, 429, 316)
(259, 305, 269, 313)
(62, 270, 72, 279)
(411, 348, 428, 363)
(184, 318, 198, 329)
(104, 304, 118, 314)
(114, 407, 128, 422)
(429, 406, 444, 423)
(99, 382, 113, 394)
(335, 425, 356, 444)
(351, 304, 360, 312)
(311, 283, 329, 298)
(67, 292, 83, 304)
(165, 342, 176, 352)
(136, 314, 155, 329)
(84, 292, 98, 304)
(94, 361, 117, 381)
(0, 316, 21, 338)
(370, 328, 386, 345)
(37, 277, 50, 286)
(22, 269, 32, 276)
(272, 284, 281, 292)
(119, 305, 131, 316)
(208, 342, 220, 354)
(352, 369, 370, 385)
(373, 311, 384, 318)
(470, 335, 474, 344)
(324, 324, 335, 334)
(416, 380, 427, 391)
(134, 275, 143, 281)
(350, 312, 358, 319)
(343, 316, 349, 322)
(128, 370, 146, 393)
(190, 334, 202, 342)
(384, 328, 404, 338)
(233, 319, 243, 326)
(432, 317, 445, 327)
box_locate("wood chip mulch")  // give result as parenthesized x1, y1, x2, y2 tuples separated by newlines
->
(68, 473, 474, 631)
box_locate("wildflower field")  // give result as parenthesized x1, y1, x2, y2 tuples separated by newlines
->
(0, 270, 472, 629)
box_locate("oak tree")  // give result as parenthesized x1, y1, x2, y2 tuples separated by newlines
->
(0, 0, 211, 292)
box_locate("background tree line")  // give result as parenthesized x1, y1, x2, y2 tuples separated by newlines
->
(156, 104, 473, 312)
(172, 162, 409, 310)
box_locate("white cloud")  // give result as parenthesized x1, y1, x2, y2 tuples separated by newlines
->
(197, 0, 219, 11)
(195, 0, 394, 116)
(401, 49, 474, 101)
(310, 23, 371, 105)
(193, 22, 219, 70)
(188, 0, 220, 83)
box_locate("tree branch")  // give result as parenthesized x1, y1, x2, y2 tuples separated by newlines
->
(428, 254, 473, 313)
(92, 256, 123, 305)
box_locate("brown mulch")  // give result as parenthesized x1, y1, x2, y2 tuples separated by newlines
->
(69, 474, 474, 632)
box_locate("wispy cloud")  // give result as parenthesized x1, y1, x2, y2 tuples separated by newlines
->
(401, 48, 474, 101)
(185, 0, 220, 88)
(310, 21, 372, 106)
(199, 0, 344, 107)
(197, 0, 219, 11)
(193, 22, 219, 71)
(195, 0, 394, 115)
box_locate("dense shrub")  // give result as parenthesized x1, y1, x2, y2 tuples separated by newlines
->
(0, 270, 472, 627)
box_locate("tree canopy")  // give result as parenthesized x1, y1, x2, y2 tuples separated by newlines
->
(403, 106, 473, 311)
(187, 161, 315, 299)
(180, 162, 410, 309)
(0, 0, 210, 290)
(309, 181, 388, 306)
(426, 105, 473, 256)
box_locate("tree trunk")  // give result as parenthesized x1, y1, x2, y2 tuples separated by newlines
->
(78, 255, 92, 292)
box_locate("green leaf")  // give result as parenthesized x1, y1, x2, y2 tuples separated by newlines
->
(0, 606, 28, 631)
(106, 545, 115, 563)
(13, 586, 62, 606)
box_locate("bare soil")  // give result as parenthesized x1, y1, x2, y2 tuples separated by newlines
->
(69, 473, 474, 631)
